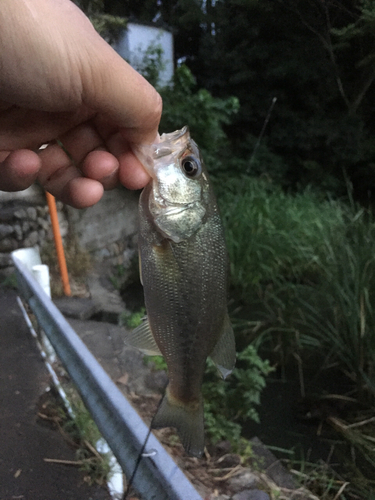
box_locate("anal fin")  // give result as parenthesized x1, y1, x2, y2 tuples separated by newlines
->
(210, 313, 236, 379)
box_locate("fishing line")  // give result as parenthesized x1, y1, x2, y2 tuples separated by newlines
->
(122, 380, 168, 500)
(247, 96, 277, 174)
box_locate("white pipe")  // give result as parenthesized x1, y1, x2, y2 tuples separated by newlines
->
(32, 264, 51, 298)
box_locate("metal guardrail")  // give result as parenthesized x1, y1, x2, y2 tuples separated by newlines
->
(12, 254, 203, 500)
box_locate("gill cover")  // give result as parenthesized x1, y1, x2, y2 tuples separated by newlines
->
(148, 127, 209, 243)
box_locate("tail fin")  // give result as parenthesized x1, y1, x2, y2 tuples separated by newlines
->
(152, 389, 204, 457)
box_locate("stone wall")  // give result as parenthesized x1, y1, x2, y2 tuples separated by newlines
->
(65, 187, 139, 264)
(0, 186, 68, 275)
(0, 185, 139, 277)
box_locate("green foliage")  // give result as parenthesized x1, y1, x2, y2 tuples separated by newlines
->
(1, 272, 18, 290)
(160, 64, 239, 137)
(62, 390, 112, 485)
(91, 14, 127, 44)
(109, 264, 126, 291)
(73, 0, 127, 43)
(144, 354, 168, 371)
(244, 135, 290, 184)
(133, 43, 166, 88)
(65, 399, 102, 444)
(217, 176, 345, 289)
(296, 207, 375, 399)
(203, 404, 242, 444)
(219, 175, 375, 402)
(218, 176, 375, 493)
(133, 40, 239, 172)
(159, 65, 239, 172)
(203, 345, 273, 444)
(75, 447, 112, 486)
(331, 0, 375, 44)
(41, 236, 92, 297)
(119, 307, 146, 328)
(164, 0, 375, 194)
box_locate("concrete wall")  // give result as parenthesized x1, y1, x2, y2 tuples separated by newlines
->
(65, 188, 139, 262)
(0, 185, 44, 204)
(0, 185, 139, 275)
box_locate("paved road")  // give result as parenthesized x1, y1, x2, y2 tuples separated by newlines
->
(0, 287, 111, 500)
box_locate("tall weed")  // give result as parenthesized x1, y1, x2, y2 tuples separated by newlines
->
(218, 176, 345, 288)
(218, 177, 375, 401)
(297, 208, 375, 399)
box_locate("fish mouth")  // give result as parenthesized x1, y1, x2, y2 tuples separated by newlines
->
(132, 127, 190, 177)
(152, 127, 191, 163)
(156, 127, 189, 154)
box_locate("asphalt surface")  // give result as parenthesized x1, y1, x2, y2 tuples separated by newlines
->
(0, 287, 111, 500)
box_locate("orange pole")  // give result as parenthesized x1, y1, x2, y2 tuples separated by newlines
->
(45, 191, 71, 296)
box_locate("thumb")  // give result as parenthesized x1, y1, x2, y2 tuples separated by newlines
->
(81, 39, 162, 145)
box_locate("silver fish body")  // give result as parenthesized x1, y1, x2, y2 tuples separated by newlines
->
(126, 127, 236, 456)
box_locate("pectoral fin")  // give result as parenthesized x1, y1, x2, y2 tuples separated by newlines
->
(124, 317, 162, 356)
(210, 313, 236, 379)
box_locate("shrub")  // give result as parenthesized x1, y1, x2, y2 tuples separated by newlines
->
(203, 345, 273, 444)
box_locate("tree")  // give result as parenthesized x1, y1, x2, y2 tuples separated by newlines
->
(185, 0, 375, 193)
(73, 0, 127, 43)
(284, 0, 375, 116)
(75, 0, 375, 197)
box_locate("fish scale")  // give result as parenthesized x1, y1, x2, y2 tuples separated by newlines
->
(125, 127, 236, 456)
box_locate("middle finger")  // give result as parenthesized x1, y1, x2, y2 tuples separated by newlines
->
(38, 122, 119, 188)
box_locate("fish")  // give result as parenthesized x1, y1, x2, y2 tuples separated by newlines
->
(126, 126, 236, 457)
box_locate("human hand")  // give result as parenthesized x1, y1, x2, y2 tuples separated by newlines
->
(0, 0, 162, 208)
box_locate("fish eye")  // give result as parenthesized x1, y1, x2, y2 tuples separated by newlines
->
(181, 156, 201, 178)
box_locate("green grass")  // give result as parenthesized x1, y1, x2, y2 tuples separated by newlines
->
(215, 175, 375, 498)
(217, 176, 346, 289)
(217, 176, 375, 401)
(296, 209, 375, 399)
(62, 390, 112, 485)
(119, 307, 146, 329)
